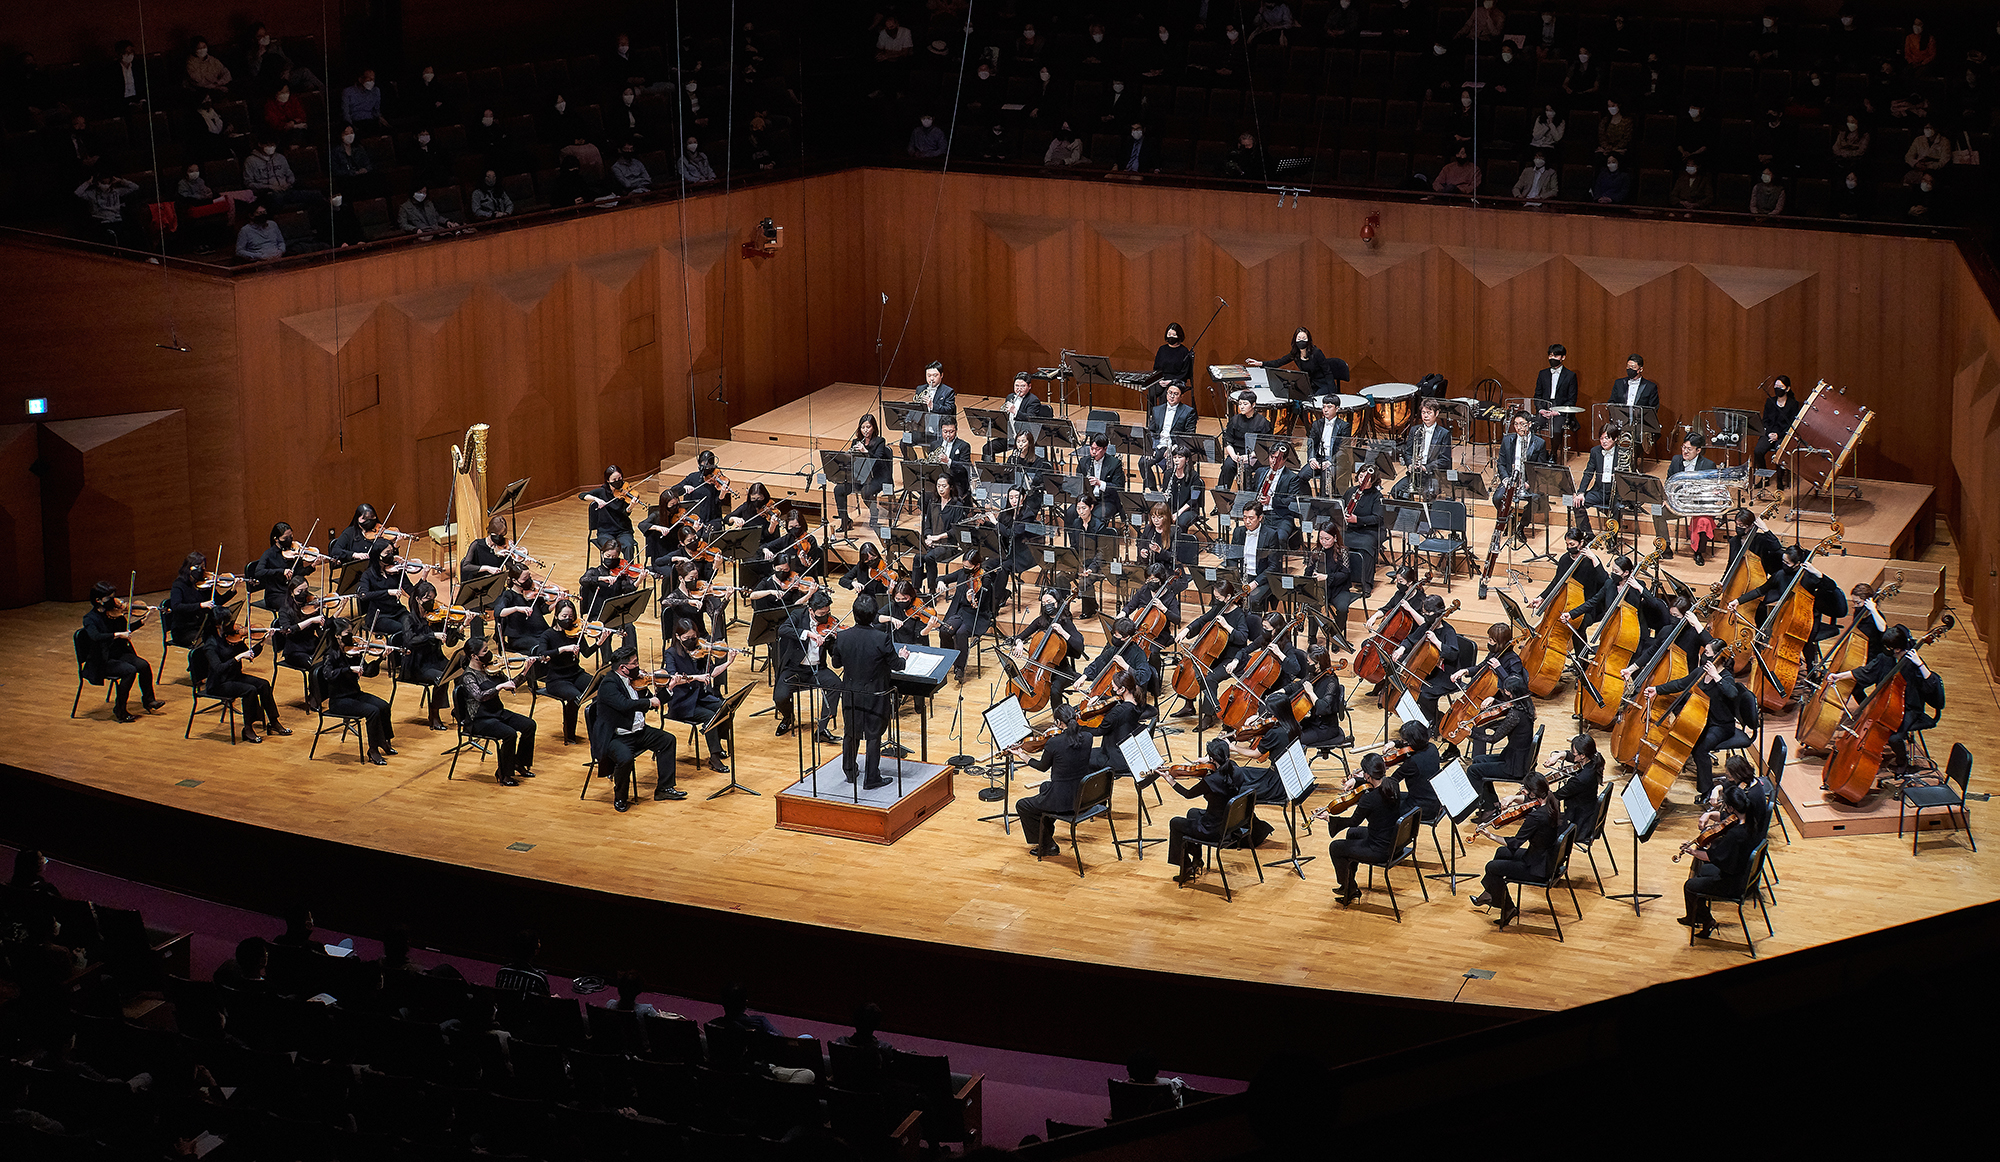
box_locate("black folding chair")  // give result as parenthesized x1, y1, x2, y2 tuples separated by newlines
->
(1500, 823, 1582, 941)
(1036, 768, 1120, 877)
(182, 648, 239, 743)
(1357, 807, 1430, 922)
(71, 629, 110, 717)
(1901, 743, 1975, 856)
(1688, 838, 1774, 958)
(1183, 790, 1264, 902)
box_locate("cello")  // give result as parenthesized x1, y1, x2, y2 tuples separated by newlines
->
(1378, 599, 1461, 709)
(1007, 586, 1081, 712)
(1633, 629, 1749, 809)
(1576, 542, 1666, 730)
(1821, 615, 1953, 805)
(1214, 615, 1301, 729)
(1708, 500, 1781, 673)
(1745, 526, 1843, 713)
(1436, 647, 1504, 750)
(1352, 572, 1428, 684)
(1795, 573, 1902, 753)
(1171, 597, 1239, 704)
(1518, 530, 1610, 697)
(1607, 600, 1711, 766)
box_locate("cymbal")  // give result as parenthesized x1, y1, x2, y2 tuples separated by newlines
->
(1550, 405, 1587, 414)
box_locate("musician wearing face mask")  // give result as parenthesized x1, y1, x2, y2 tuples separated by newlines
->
(1012, 704, 1094, 859)
(1075, 433, 1125, 524)
(252, 522, 305, 610)
(1394, 594, 1465, 721)
(202, 613, 286, 744)
(331, 503, 383, 562)
(1466, 677, 1537, 815)
(773, 591, 842, 744)
(1216, 391, 1272, 491)
(678, 449, 732, 526)
(533, 599, 605, 746)
(83, 582, 164, 722)
(1752, 375, 1799, 491)
(393, 582, 453, 732)
(319, 630, 396, 764)
(1167, 738, 1243, 884)
(1141, 381, 1198, 490)
(1326, 753, 1401, 906)
(460, 644, 537, 785)
(1677, 781, 1755, 939)
(1553, 734, 1606, 838)
(1306, 398, 1351, 497)
(1343, 467, 1385, 589)
(1533, 343, 1579, 436)
(919, 476, 969, 591)
(1174, 579, 1253, 723)
(357, 541, 413, 637)
(492, 565, 546, 650)
(593, 650, 685, 810)
(578, 543, 641, 654)
(1644, 637, 1753, 798)
(462, 514, 517, 580)
(1564, 554, 1668, 653)
(1291, 645, 1352, 754)
(1009, 588, 1087, 706)
(1729, 542, 1849, 668)
(1472, 773, 1558, 929)
(662, 617, 733, 773)
(1246, 326, 1345, 402)
(1609, 353, 1661, 446)
(276, 579, 332, 687)
(937, 554, 995, 686)
(579, 465, 638, 562)
(1152, 324, 1194, 408)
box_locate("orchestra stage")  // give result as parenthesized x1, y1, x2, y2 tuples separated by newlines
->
(2, 385, 1993, 1081)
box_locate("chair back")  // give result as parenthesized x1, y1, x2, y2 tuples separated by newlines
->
(1740, 838, 1771, 900)
(640, 1011, 705, 1064)
(1390, 806, 1422, 859)
(1107, 1077, 1181, 1120)
(1766, 733, 1788, 785)
(1586, 783, 1614, 845)
(1548, 823, 1578, 879)
(1074, 768, 1113, 815)
(1219, 790, 1257, 842)
(73, 628, 93, 670)
(1530, 723, 1546, 767)
(1946, 742, 1973, 796)
(188, 643, 213, 686)
(827, 1038, 885, 1091)
(585, 1004, 643, 1054)
(885, 1048, 954, 1100)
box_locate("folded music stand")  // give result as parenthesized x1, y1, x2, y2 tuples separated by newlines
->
(1025, 417, 1079, 452)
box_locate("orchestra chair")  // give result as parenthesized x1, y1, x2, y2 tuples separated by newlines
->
(1498, 823, 1582, 942)
(274, 655, 316, 712)
(1764, 734, 1792, 846)
(583, 1003, 644, 1056)
(386, 659, 438, 724)
(1408, 499, 1474, 589)
(306, 673, 369, 763)
(71, 629, 110, 717)
(182, 648, 239, 744)
(1357, 807, 1430, 922)
(1900, 743, 1975, 857)
(826, 1086, 925, 1158)
(577, 702, 631, 803)
(1570, 782, 1619, 894)
(1687, 837, 1774, 958)
(639, 1012, 705, 1065)
(886, 1051, 983, 1152)
(1107, 1077, 1181, 1120)
(1183, 790, 1264, 902)
(1037, 768, 1121, 877)
(443, 685, 493, 779)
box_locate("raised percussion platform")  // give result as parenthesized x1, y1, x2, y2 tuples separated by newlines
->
(1780, 477, 1935, 560)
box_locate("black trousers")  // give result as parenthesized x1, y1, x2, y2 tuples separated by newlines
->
(606, 724, 679, 799)
(543, 673, 590, 740)
(773, 665, 836, 729)
(211, 676, 279, 726)
(104, 656, 155, 712)
(1216, 456, 1245, 490)
(467, 708, 537, 779)
(328, 691, 394, 750)
(1329, 828, 1390, 891)
(842, 696, 892, 781)
(679, 691, 731, 758)
(1482, 851, 1544, 903)
(834, 481, 886, 521)
(943, 615, 979, 680)
(1690, 725, 1753, 797)
(1139, 448, 1175, 489)
(1167, 808, 1224, 866)
(1683, 862, 1739, 921)
(1467, 751, 1522, 808)
(1015, 787, 1070, 847)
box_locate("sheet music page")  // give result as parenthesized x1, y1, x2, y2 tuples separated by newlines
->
(901, 650, 944, 678)
(1396, 692, 1429, 728)
(1622, 776, 1658, 841)
(984, 696, 1031, 750)
(1119, 733, 1164, 775)
(1277, 741, 1313, 800)
(1433, 759, 1478, 818)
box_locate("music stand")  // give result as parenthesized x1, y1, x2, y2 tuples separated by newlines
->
(886, 643, 954, 765)
(885, 527, 925, 571)
(1063, 351, 1119, 409)
(979, 694, 1035, 826)
(882, 399, 936, 439)
(599, 587, 650, 635)
(454, 571, 510, 616)
(1524, 464, 1576, 560)
(335, 559, 369, 596)
(1106, 423, 1150, 461)
(1595, 402, 1660, 459)
(1426, 759, 1483, 893)
(1266, 741, 1317, 877)
(964, 406, 1011, 443)
(1613, 470, 1665, 561)
(489, 475, 531, 540)
(1605, 776, 1664, 915)
(1025, 417, 1079, 452)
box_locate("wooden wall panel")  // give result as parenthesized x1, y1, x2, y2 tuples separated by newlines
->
(0, 425, 43, 608)
(1948, 264, 2000, 673)
(37, 411, 190, 601)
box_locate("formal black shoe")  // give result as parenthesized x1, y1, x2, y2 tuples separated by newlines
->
(306, 702, 323, 714)
(113, 710, 138, 724)
(1676, 915, 1702, 928)
(366, 752, 388, 766)
(1196, 713, 1216, 733)
(268, 722, 293, 736)
(862, 776, 892, 790)
(1692, 550, 1706, 567)
(838, 515, 853, 534)
(1335, 888, 1361, 906)
(1495, 905, 1519, 929)
(1171, 702, 1199, 719)
(429, 718, 449, 732)
(1029, 842, 1061, 857)
(614, 797, 630, 812)
(709, 758, 731, 774)
(242, 729, 264, 744)
(1173, 860, 1200, 885)
(562, 734, 578, 746)
(499, 775, 520, 786)
(774, 719, 794, 737)
(815, 728, 839, 746)
(515, 767, 535, 778)
(1661, 547, 1674, 561)
(655, 787, 687, 801)
(142, 698, 166, 711)
(1694, 922, 1717, 939)
(1469, 892, 1494, 908)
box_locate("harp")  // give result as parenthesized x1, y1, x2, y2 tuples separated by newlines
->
(427, 423, 490, 551)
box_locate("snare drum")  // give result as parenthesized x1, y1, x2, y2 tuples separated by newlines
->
(1363, 382, 1420, 436)
(1776, 380, 1872, 489)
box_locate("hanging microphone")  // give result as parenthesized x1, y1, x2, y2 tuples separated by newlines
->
(881, 292, 888, 304)
(1217, 297, 1227, 306)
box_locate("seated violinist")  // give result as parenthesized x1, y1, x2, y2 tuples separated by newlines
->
(579, 464, 638, 561)
(937, 553, 995, 685)
(82, 582, 164, 722)
(671, 558, 733, 641)
(495, 565, 550, 651)
(1168, 738, 1245, 884)
(1472, 772, 1559, 929)
(393, 580, 454, 731)
(1326, 752, 1401, 906)
(1087, 669, 1151, 773)
(771, 590, 839, 742)
(839, 541, 895, 598)
(461, 514, 516, 580)
(535, 599, 607, 745)
(317, 629, 396, 765)
(593, 648, 686, 810)
(578, 540, 641, 653)
(1677, 782, 1755, 940)
(1387, 720, 1442, 820)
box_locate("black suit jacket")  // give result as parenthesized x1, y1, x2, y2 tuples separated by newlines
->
(1607, 375, 1660, 410)
(1498, 804, 1560, 877)
(1306, 416, 1351, 468)
(1077, 449, 1125, 495)
(1229, 523, 1285, 578)
(927, 382, 957, 415)
(1026, 730, 1095, 810)
(1533, 366, 1579, 410)
(589, 677, 656, 756)
(1403, 422, 1452, 473)
(1656, 669, 1743, 736)
(1009, 393, 1053, 424)
(1496, 432, 1549, 478)
(1149, 401, 1198, 445)
(828, 623, 904, 723)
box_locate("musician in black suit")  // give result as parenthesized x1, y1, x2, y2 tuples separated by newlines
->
(1887, 651, 1946, 775)
(1075, 433, 1124, 524)
(82, 582, 163, 722)
(835, 414, 894, 534)
(676, 449, 730, 524)
(918, 475, 970, 591)
(1083, 616, 1159, 696)
(1667, 431, 1721, 563)
(1473, 773, 1559, 928)
(1229, 503, 1284, 612)
(1165, 446, 1207, 536)
(1246, 441, 1307, 545)
(1732, 542, 1849, 667)
(661, 615, 732, 772)
(1467, 676, 1537, 812)
(1215, 391, 1272, 491)
(459, 644, 536, 785)
(1553, 734, 1606, 841)
(987, 372, 1054, 457)
(827, 595, 910, 789)
(932, 417, 975, 497)
(1496, 410, 1549, 492)
(592, 650, 685, 810)
(578, 464, 638, 562)
(937, 554, 995, 684)
(1168, 738, 1243, 882)
(1151, 323, 1195, 409)
(1678, 783, 1756, 938)
(1327, 752, 1403, 905)
(1402, 397, 1453, 477)
(919, 360, 956, 416)
(1533, 343, 1580, 435)
(1752, 374, 1800, 490)
(1608, 353, 1660, 411)
(1009, 588, 1086, 705)
(1343, 467, 1385, 590)
(1566, 423, 1627, 535)
(1645, 638, 1752, 797)
(1388, 721, 1442, 820)
(318, 631, 395, 764)
(1012, 704, 1094, 857)
(1140, 381, 1199, 489)
(772, 592, 841, 743)
(1305, 398, 1352, 497)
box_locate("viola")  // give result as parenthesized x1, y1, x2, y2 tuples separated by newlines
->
(1161, 760, 1218, 781)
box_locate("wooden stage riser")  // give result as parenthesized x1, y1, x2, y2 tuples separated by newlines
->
(774, 771, 957, 846)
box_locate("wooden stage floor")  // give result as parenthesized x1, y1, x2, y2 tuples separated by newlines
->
(3, 397, 1993, 1037)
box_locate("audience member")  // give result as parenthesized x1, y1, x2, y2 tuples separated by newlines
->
(549, 154, 594, 205)
(186, 94, 235, 160)
(1563, 47, 1600, 99)
(603, 969, 661, 1016)
(405, 128, 452, 187)
(244, 136, 322, 211)
(715, 982, 783, 1036)
(1044, 121, 1085, 167)
(213, 936, 269, 986)
(1831, 115, 1870, 165)
(107, 40, 143, 110)
(611, 143, 653, 193)
(1676, 103, 1715, 165)
(1831, 171, 1870, 220)
(183, 37, 232, 97)
(1530, 104, 1564, 150)
(908, 113, 946, 158)
(263, 83, 309, 145)
(1903, 18, 1938, 76)
(74, 171, 140, 246)
(396, 186, 462, 235)
(1906, 174, 1941, 222)
(1118, 122, 1159, 173)
(1748, 169, 1785, 217)
(496, 929, 552, 995)
(1432, 146, 1481, 195)
(1591, 156, 1632, 204)
(340, 69, 387, 132)
(1671, 160, 1714, 211)
(1597, 99, 1632, 157)
(560, 132, 605, 180)
(677, 136, 718, 184)
(1513, 151, 1557, 202)
(1904, 121, 1950, 185)
(1223, 133, 1268, 181)
(235, 204, 287, 260)
(402, 63, 453, 123)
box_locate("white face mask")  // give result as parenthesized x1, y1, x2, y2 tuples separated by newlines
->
(1040, 70, 1050, 81)
(277, 92, 289, 103)
(481, 116, 494, 126)
(1092, 33, 1104, 43)
(1921, 181, 1933, 192)
(1461, 95, 1471, 106)
(1577, 53, 1589, 64)
(1533, 158, 1545, 168)
(121, 53, 134, 64)
(1688, 108, 1699, 119)
(1605, 161, 1618, 172)
(187, 170, 199, 181)
(1685, 165, 1697, 175)
(258, 36, 270, 46)
(1761, 174, 1773, 184)
(1925, 128, 1936, 139)
(1502, 52, 1513, 62)
(1158, 32, 1168, 42)
(1606, 105, 1619, 116)
(361, 79, 374, 90)
(978, 69, 990, 79)
(685, 83, 696, 93)
(1847, 122, 1858, 132)
(623, 93, 634, 105)
(686, 142, 698, 152)
(555, 101, 566, 112)
(1433, 45, 1446, 55)
(422, 71, 434, 82)
(1131, 129, 1143, 139)
(342, 133, 355, 144)
(1545, 110, 1556, 120)
(1763, 19, 1774, 29)
(1023, 30, 1034, 40)
(195, 46, 208, 58)
(1112, 83, 1124, 93)
(1841, 18, 1853, 28)
(412, 191, 426, 202)
(1846, 179, 1857, 189)
(1227, 30, 1239, 42)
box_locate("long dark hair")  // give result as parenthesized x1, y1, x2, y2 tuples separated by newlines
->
(745, 481, 771, 507)
(854, 414, 879, 443)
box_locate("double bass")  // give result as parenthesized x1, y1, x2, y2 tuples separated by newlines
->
(1577, 542, 1667, 729)
(1745, 525, 1843, 713)
(1821, 615, 1953, 806)
(1607, 601, 1710, 767)
(1708, 500, 1781, 673)
(1518, 529, 1610, 697)
(1794, 573, 1902, 753)
(1633, 629, 1750, 809)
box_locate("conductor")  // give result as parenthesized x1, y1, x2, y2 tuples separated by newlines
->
(827, 594, 909, 789)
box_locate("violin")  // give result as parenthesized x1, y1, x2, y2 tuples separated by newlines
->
(559, 619, 614, 643)
(609, 559, 650, 581)
(221, 622, 272, 647)
(691, 640, 746, 660)
(280, 544, 330, 567)
(361, 524, 411, 542)
(806, 614, 843, 644)
(1161, 760, 1218, 781)
(199, 571, 242, 591)
(425, 602, 481, 626)
(684, 580, 741, 599)
(391, 560, 449, 578)
(1673, 811, 1741, 862)
(1475, 796, 1550, 842)
(703, 467, 735, 499)
(1228, 714, 1284, 744)
(107, 597, 156, 624)
(631, 669, 706, 691)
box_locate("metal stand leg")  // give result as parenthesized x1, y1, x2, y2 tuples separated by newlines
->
(1603, 824, 1660, 916)
(1263, 798, 1315, 877)
(977, 754, 1015, 833)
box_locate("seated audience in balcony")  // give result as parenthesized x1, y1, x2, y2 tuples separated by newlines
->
(340, 68, 388, 132)
(1676, 103, 1715, 165)
(235, 203, 287, 260)
(909, 112, 947, 158)
(1433, 146, 1481, 195)
(612, 142, 653, 193)
(1591, 155, 1632, 204)
(677, 136, 718, 184)
(1044, 121, 1085, 167)
(396, 185, 462, 235)
(550, 155, 595, 205)
(75, 170, 140, 246)
(1748, 168, 1785, 217)
(1513, 150, 1557, 202)
(1597, 99, 1632, 157)
(1830, 171, 1870, 220)
(1223, 133, 1269, 181)
(561, 131, 605, 181)
(1670, 160, 1714, 211)
(1831, 115, 1869, 165)
(1530, 104, 1565, 150)
(184, 36, 232, 97)
(1903, 121, 1950, 185)
(470, 170, 514, 219)
(263, 83, 310, 146)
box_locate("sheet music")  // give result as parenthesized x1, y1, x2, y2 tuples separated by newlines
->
(1622, 776, 1659, 842)
(984, 696, 1031, 751)
(1119, 732, 1164, 776)
(901, 650, 944, 678)
(1276, 741, 1313, 800)
(1396, 691, 1429, 728)
(1433, 759, 1478, 819)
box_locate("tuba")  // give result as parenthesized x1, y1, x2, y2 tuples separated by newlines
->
(1664, 466, 1752, 516)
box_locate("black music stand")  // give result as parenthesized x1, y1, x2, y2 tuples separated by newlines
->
(888, 644, 956, 766)
(335, 559, 369, 597)
(744, 606, 790, 703)
(701, 684, 759, 798)
(1265, 367, 1313, 432)
(1614, 470, 1667, 562)
(489, 477, 530, 542)
(1063, 351, 1119, 409)
(1525, 464, 1576, 561)
(1106, 423, 1150, 462)
(819, 450, 859, 544)
(885, 527, 925, 571)
(1025, 417, 1080, 453)
(964, 406, 1010, 445)
(454, 571, 510, 620)
(882, 399, 936, 439)
(1596, 401, 1661, 460)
